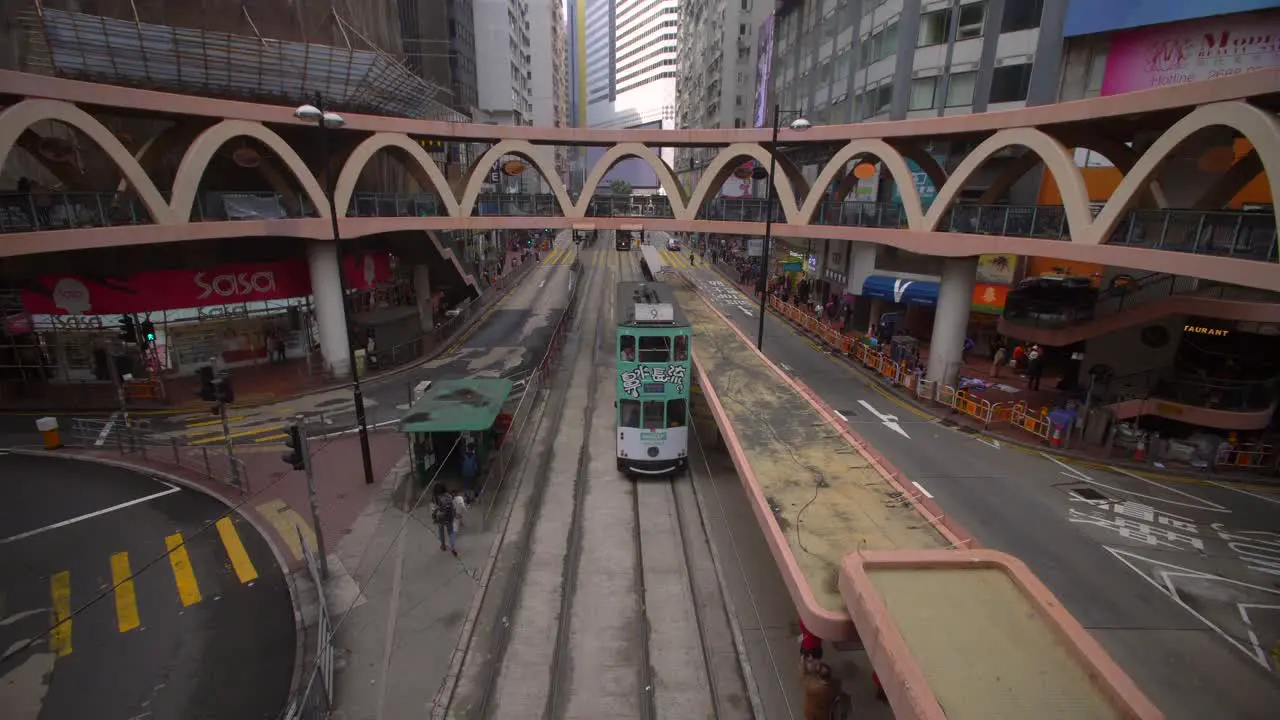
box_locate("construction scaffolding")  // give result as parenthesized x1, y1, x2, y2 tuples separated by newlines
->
(22, 4, 469, 123)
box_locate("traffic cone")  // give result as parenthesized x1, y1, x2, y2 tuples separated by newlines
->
(1134, 434, 1147, 462)
(1050, 423, 1063, 449)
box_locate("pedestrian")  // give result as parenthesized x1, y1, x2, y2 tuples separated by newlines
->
(798, 617, 823, 664)
(461, 441, 479, 498)
(992, 343, 1007, 378)
(801, 659, 843, 720)
(431, 484, 457, 555)
(1027, 345, 1044, 391)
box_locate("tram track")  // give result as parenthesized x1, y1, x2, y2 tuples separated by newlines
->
(450, 241, 741, 719)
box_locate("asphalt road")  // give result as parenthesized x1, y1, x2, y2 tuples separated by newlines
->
(673, 246, 1280, 720)
(0, 452, 294, 720)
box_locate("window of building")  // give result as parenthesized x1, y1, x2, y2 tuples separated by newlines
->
(740, 23, 747, 35)
(990, 62, 1032, 103)
(878, 23, 899, 61)
(909, 77, 937, 110)
(945, 71, 977, 106)
(734, 117, 745, 128)
(642, 400, 665, 428)
(1000, 0, 1043, 33)
(917, 10, 950, 46)
(874, 82, 893, 114)
(957, 2, 986, 39)
(1085, 47, 1109, 96)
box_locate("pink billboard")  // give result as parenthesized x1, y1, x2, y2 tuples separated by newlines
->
(1101, 12, 1280, 96)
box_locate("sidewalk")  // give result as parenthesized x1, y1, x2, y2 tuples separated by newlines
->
(711, 262, 1279, 486)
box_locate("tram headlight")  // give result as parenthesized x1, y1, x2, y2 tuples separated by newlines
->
(648, 447, 659, 458)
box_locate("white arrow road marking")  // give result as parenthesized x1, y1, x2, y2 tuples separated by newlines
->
(738, 306, 754, 317)
(94, 411, 120, 447)
(857, 399, 911, 439)
(1106, 546, 1280, 668)
(976, 436, 1001, 449)
(911, 481, 934, 499)
(833, 410, 848, 423)
(1041, 454, 1230, 513)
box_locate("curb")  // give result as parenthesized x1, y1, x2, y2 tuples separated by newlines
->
(706, 263, 1280, 489)
(0, 260, 540, 418)
(2, 447, 309, 710)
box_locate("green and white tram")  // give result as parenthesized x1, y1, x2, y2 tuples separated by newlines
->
(615, 282, 691, 476)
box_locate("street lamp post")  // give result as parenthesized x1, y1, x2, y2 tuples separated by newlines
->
(756, 105, 811, 351)
(295, 94, 375, 486)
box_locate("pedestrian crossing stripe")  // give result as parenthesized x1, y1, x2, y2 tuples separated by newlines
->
(187, 423, 284, 445)
(165, 533, 203, 607)
(110, 552, 141, 633)
(542, 247, 578, 265)
(216, 517, 259, 584)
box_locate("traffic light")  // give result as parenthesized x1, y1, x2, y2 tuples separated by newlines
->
(197, 365, 216, 401)
(119, 316, 136, 343)
(140, 320, 156, 344)
(213, 375, 235, 405)
(282, 424, 306, 470)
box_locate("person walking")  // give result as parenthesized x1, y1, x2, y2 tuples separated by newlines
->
(460, 441, 479, 499)
(431, 484, 457, 556)
(1026, 345, 1044, 391)
(991, 342, 1007, 378)
(802, 660, 843, 720)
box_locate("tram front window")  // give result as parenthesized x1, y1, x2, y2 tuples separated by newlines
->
(642, 400, 665, 429)
(639, 335, 670, 363)
(620, 335, 636, 362)
(667, 398, 686, 427)
(674, 335, 688, 361)
(620, 399, 642, 427)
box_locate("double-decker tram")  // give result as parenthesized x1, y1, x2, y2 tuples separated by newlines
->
(615, 282, 691, 476)
(616, 224, 643, 251)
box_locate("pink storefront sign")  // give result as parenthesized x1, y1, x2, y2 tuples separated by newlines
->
(1102, 12, 1280, 96)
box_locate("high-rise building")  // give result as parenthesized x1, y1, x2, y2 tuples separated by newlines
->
(578, 0, 679, 194)
(397, 0, 479, 116)
(674, 0, 772, 192)
(474, 0, 535, 126)
(530, 0, 572, 187)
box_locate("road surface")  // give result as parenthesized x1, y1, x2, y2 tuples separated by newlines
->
(0, 452, 294, 720)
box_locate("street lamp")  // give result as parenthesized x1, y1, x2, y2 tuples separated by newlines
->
(756, 105, 810, 351)
(295, 93, 375, 486)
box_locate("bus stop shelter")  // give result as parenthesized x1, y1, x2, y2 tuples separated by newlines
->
(398, 377, 515, 491)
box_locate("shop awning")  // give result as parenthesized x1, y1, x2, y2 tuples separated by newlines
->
(399, 378, 514, 434)
(861, 275, 940, 307)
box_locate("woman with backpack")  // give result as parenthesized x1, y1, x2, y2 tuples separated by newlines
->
(431, 484, 457, 556)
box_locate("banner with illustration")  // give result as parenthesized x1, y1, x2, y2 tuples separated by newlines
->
(1102, 12, 1280, 96)
(976, 254, 1019, 285)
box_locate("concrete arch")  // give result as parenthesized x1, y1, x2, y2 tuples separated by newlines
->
(119, 120, 217, 194)
(169, 119, 330, 222)
(575, 143, 686, 216)
(993, 130, 1167, 208)
(1091, 101, 1280, 246)
(925, 127, 1092, 239)
(0, 99, 173, 223)
(335, 133, 461, 217)
(458, 140, 574, 218)
(684, 143, 804, 222)
(802, 140, 926, 227)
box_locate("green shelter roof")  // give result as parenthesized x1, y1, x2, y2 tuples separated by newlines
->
(398, 378, 514, 434)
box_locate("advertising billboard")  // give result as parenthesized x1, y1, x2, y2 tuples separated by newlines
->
(754, 16, 776, 128)
(1063, 1, 1278, 38)
(1100, 11, 1280, 95)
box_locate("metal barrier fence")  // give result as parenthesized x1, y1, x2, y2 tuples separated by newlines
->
(284, 526, 335, 720)
(66, 417, 249, 491)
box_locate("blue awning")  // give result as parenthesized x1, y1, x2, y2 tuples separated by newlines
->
(861, 275, 940, 307)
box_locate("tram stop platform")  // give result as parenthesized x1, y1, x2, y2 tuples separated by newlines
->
(670, 278, 1163, 720)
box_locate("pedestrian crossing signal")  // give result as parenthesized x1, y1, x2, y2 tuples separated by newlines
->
(141, 320, 156, 343)
(282, 425, 306, 470)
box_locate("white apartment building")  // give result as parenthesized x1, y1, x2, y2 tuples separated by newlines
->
(474, 0, 534, 125)
(674, 0, 772, 193)
(529, 0, 571, 187)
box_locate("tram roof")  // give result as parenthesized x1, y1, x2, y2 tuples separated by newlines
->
(398, 377, 514, 434)
(616, 281, 689, 328)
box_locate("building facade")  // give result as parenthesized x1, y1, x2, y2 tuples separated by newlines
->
(674, 0, 773, 192)
(474, 0, 535, 126)
(529, 0, 572, 188)
(398, 0, 479, 116)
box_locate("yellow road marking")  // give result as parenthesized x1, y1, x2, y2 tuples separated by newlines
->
(256, 499, 316, 562)
(186, 415, 244, 429)
(109, 552, 141, 633)
(49, 571, 72, 656)
(254, 433, 289, 443)
(188, 424, 283, 445)
(215, 517, 259, 584)
(164, 533, 203, 607)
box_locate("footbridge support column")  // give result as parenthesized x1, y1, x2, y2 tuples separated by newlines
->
(307, 242, 351, 378)
(926, 257, 977, 388)
(413, 264, 434, 332)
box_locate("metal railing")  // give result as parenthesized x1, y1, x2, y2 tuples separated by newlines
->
(1002, 272, 1210, 329)
(283, 526, 335, 720)
(1105, 368, 1280, 413)
(3, 189, 1275, 264)
(66, 416, 250, 491)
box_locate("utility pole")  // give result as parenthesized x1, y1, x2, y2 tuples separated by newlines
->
(284, 417, 328, 579)
(218, 399, 241, 489)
